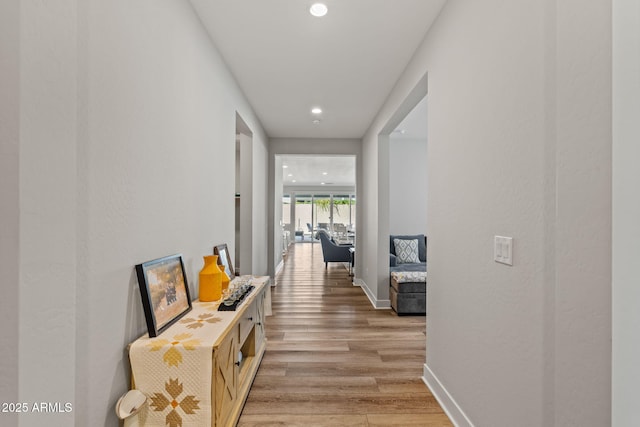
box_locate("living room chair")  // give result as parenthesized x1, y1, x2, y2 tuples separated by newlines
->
(316, 229, 353, 269)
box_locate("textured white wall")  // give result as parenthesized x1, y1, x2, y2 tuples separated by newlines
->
(360, 136, 381, 301)
(552, 2, 611, 425)
(5, 1, 268, 426)
(362, 0, 611, 425)
(18, 1, 79, 426)
(389, 138, 428, 235)
(78, 2, 268, 425)
(239, 132, 254, 275)
(612, 0, 640, 425)
(273, 156, 284, 270)
(0, 1, 20, 426)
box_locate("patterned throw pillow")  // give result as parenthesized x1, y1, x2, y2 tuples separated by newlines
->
(394, 239, 420, 264)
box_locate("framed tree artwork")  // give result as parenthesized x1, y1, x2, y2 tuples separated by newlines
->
(135, 254, 192, 337)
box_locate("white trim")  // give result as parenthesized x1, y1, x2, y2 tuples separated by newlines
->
(422, 363, 474, 427)
(352, 277, 365, 287)
(275, 259, 284, 277)
(353, 278, 391, 309)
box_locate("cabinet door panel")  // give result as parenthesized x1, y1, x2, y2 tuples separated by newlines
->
(214, 326, 238, 425)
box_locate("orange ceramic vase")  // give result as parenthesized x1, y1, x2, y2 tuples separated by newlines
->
(199, 255, 222, 301)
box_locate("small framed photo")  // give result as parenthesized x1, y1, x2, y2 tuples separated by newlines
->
(214, 243, 235, 278)
(135, 254, 192, 337)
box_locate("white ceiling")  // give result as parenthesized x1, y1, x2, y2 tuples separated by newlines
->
(189, 0, 445, 139)
(279, 155, 355, 187)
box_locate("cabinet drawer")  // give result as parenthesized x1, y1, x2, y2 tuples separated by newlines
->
(238, 302, 256, 344)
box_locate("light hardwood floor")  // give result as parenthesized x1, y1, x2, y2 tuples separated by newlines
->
(237, 243, 453, 427)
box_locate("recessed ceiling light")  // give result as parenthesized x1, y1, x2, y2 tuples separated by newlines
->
(283, 165, 288, 168)
(322, 172, 328, 175)
(311, 107, 322, 115)
(321, 182, 326, 185)
(292, 180, 297, 183)
(310, 3, 328, 17)
(288, 174, 293, 177)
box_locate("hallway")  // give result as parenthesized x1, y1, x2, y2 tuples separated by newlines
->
(238, 243, 452, 426)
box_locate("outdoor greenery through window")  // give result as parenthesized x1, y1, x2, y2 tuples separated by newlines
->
(282, 193, 356, 243)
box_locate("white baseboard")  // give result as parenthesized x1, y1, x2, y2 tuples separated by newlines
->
(275, 260, 284, 277)
(422, 363, 474, 427)
(353, 278, 391, 309)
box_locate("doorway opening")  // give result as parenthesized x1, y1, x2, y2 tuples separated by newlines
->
(277, 155, 356, 250)
(378, 72, 428, 315)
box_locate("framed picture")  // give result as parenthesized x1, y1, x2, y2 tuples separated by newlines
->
(135, 254, 192, 337)
(214, 243, 235, 278)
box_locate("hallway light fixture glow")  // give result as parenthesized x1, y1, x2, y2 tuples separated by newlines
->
(310, 3, 328, 17)
(311, 107, 322, 114)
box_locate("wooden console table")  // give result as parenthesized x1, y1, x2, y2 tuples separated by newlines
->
(128, 276, 269, 427)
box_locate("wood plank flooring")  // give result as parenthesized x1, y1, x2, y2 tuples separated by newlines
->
(237, 243, 452, 427)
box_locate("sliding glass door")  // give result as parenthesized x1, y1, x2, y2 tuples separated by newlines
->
(292, 193, 356, 243)
(313, 195, 331, 233)
(293, 195, 313, 241)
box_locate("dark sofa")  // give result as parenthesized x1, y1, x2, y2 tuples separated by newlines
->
(389, 234, 427, 315)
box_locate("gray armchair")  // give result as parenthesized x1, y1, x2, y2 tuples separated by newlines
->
(316, 230, 353, 269)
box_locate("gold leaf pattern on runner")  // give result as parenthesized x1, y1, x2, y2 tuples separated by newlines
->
(150, 393, 171, 411)
(147, 333, 201, 367)
(163, 347, 183, 367)
(166, 410, 182, 427)
(180, 395, 200, 415)
(147, 339, 170, 352)
(181, 338, 200, 351)
(173, 332, 191, 341)
(179, 312, 221, 329)
(166, 378, 183, 399)
(149, 378, 200, 427)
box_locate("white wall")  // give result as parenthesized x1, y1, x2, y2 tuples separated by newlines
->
(612, 0, 640, 425)
(273, 156, 284, 269)
(238, 132, 254, 276)
(2, 1, 269, 425)
(18, 1, 79, 426)
(389, 138, 428, 235)
(251, 135, 269, 276)
(361, 0, 611, 425)
(0, 1, 20, 426)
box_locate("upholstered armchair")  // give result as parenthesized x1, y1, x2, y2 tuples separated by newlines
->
(316, 230, 353, 269)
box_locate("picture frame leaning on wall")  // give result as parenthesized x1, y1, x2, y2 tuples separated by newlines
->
(214, 243, 235, 278)
(135, 254, 192, 337)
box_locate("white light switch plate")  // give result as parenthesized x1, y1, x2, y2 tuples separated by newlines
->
(494, 236, 513, 266)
